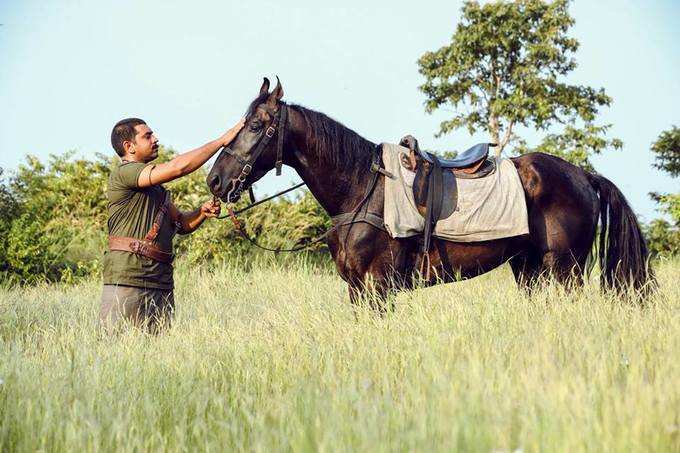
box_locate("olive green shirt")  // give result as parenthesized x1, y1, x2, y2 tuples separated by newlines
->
(102, 161, 176, 290)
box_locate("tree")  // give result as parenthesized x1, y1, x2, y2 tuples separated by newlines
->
(417, 0, 621, 170)
(651, 125, 680, 177)
(644, 218, 680, 257)
(647, 126, 680, 257)
(649, 126, 680, 225)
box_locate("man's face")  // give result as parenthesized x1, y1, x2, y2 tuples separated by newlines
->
(126, 124, 159, 162)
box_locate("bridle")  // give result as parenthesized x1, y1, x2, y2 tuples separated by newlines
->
(219, 104, 288, 204)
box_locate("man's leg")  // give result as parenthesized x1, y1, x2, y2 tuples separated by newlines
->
(99, 284, 146, 333)
(100, 285, 175, 334)
(145, 288, 175, 334)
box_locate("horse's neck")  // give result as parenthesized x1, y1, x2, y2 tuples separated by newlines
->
(285, 108, 374, 217)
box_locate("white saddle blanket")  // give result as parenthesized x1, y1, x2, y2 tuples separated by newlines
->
(382, 143, 529, 242)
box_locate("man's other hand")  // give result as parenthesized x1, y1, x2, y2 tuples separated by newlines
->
(200, 199, 221, 218)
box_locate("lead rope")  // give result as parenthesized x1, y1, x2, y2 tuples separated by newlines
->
(225, 202, 333, 253)
(215, 182, 306, 219)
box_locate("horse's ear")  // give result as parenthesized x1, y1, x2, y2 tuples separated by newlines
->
(267, 76, 284, 109)
(259, 77, 270, 96)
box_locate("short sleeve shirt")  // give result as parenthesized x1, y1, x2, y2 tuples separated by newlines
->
(102, 161, 176, 289)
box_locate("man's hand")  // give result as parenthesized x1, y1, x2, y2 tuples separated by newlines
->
(220, 118, 246, 147)
(170, 198, 221, 235)
(200, 199, 221, 218)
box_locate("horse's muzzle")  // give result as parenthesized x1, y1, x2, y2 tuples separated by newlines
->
(206, 173, 235, 201)
(206, 172, 222, 196)
(224, 181, 242, 203)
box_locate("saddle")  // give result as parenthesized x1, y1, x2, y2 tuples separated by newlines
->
(399, 135, 496, 175)
(398, 135, 497, 278)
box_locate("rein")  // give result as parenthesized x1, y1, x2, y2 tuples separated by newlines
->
(217, 182, 307, 218)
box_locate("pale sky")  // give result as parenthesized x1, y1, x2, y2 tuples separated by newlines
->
(1, 0, 678, 221)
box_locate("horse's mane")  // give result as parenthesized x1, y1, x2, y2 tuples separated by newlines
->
(247, 94, 375, 172)
(288, 104, 376, 172)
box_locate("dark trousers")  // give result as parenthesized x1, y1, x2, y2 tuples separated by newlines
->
(100, 284, 175, 334)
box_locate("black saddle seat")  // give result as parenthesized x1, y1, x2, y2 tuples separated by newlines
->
(417, 143, 496, 169)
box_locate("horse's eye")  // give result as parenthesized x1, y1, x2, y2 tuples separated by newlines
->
(249, 121, 263, 132)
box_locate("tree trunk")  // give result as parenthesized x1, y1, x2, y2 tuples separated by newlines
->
(489, 114, 501, 158)
(497, 121, 514, 157)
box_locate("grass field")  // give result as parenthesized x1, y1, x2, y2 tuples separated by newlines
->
(1, 257, 679, 452)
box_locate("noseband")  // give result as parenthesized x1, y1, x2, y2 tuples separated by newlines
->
(221, 104, 288, 203)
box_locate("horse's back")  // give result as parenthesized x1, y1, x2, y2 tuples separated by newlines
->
(511, 152, 599, 211)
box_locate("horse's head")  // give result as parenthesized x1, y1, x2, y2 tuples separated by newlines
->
(207, 77, 286, 202)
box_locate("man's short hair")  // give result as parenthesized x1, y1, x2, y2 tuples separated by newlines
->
(111, 118, 146, 157)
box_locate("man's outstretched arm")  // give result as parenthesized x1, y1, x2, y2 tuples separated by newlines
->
(137, 118, 245, 188)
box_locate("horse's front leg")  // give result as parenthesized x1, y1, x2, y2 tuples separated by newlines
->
(345, 239, 417, 314)
(347, 270, 395, 313)
(328, 224, 405, 314)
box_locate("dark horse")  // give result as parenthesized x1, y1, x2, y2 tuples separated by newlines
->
(207, 78, 652, 305)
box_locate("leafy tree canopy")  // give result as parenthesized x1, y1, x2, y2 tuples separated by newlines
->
(651, 125, 680, 177)
(648, 126, 680, 254)
(649, 126, 680, 225)
(418, 0, 621, 169)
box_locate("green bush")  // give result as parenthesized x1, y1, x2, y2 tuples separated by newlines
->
(645, 193, 679, 258)
(0, 149, 331, 285)
(645, 219, 680, 258)
(1, 154, 110, 284)
(0, 169, 20, 281)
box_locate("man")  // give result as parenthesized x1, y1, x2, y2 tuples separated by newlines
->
(100, 116, 244, 333)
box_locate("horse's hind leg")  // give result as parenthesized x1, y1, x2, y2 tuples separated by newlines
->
(512, 248, 591, 293)
(509, 251, 542, 293)
(542, 249, 590, 289)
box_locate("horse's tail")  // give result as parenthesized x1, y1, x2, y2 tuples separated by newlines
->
(587, 173, 654, 295)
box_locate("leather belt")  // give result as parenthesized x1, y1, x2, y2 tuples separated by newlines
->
(108, 191, 174, 264)
(108, 236, 174, 264)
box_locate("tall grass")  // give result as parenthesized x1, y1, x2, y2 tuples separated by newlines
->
(1, 258, 679, 452)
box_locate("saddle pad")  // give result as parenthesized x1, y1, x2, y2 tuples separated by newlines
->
(382, 143, 529, 242)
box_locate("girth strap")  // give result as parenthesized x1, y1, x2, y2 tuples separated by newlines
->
(331, 212, 386, 231)
(419, 157, 446, 279)
(422, 157, 443, 258)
